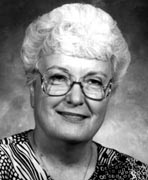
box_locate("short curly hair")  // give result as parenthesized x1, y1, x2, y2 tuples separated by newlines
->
(21, 3, 131, 85)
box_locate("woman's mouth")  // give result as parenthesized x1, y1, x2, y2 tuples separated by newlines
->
(57, 111, 88, 123)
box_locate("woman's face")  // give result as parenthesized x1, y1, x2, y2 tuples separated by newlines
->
(32, 54, 112, 142)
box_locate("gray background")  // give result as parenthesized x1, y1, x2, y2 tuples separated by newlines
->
(0, 0, 148, 164)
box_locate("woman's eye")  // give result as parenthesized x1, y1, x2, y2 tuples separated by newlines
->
(87, 79, 102, 87)
(49, 74, 67, 84)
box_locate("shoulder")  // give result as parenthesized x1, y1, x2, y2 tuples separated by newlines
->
(0, 130, 31, 164)
(0, 130, 31, 178)
(0, 130, 31, 157)
(94, 142, 148, 179)
(0, 130, 29, 144)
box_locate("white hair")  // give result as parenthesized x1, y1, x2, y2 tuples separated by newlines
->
(21, 3, 131, 85)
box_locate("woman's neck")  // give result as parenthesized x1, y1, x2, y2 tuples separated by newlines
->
(31, 128, 93, 166)
(28, 128, 98, 180)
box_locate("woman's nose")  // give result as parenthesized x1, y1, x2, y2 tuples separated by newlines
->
(65, 83, 84, 106)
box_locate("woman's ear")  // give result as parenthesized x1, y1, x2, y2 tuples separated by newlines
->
(29, 83, 35, 108)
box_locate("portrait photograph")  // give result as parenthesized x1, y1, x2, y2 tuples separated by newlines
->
(0, 0, 148, 179)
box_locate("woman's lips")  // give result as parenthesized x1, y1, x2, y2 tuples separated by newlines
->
(57, 111, 88, 123)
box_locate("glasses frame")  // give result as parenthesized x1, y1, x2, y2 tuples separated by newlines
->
(38, 71, 113, 101)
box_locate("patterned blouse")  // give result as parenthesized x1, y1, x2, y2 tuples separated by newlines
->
(0, 130, 148, 180)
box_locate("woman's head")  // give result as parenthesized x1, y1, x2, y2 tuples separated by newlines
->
(21, 3, 131, 142)
(21, 3, 131, 87)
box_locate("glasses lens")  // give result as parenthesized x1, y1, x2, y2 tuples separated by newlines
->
(83, 86, 104, 100)
(44, 73, 70, 95)
(82, 77, 105, 100)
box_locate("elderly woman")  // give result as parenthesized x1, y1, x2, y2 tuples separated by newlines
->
(0, 3, 147, 180)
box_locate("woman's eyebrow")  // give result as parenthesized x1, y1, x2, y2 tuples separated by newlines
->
(84, 71, 108, 79)
(46, 67, 108, 79)
(46, 66, 70, 74)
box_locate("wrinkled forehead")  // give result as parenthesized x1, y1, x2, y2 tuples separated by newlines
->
(38, 53, 113, 81)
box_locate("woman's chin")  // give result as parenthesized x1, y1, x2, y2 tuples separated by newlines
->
(52, 125, 94, 144)
(57, 133, 91, 144)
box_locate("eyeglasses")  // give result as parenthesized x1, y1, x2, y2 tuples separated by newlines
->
(38, 70, 112, 101)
